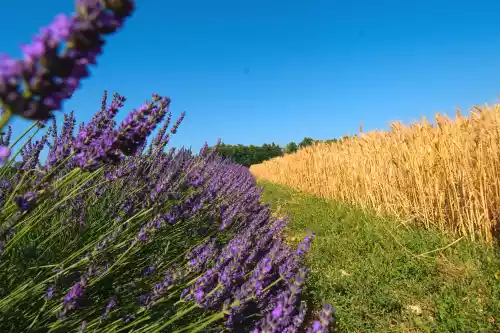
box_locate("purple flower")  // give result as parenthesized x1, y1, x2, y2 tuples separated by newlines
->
(57, 278, 87, 319)
(114, 95, 170, 156)
(19, 133, 49, 171)
(272, 303, 283, 319)
(305, 304, 335, 333)
(186, 238, 217, 273)
(0, 146, 10, 165)
(170, 111, 185, 134)
(44, 285, 55, 301)
(142, 264, 156, 277)
(73, 94, 169, 171)
(150, 109, 172, 151)
(0, 0, 135, 122)
(140, 270, 175, 308)
(64, 281, 84, 305)
(102, 296, 117, 318)
(45, 111, 76, 172)
(14, 192, 37, 212)
(296, 232, 314, 256)
(0, 180, 10, 189)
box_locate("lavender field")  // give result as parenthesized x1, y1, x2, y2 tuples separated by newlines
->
(0, 1, 333, 332)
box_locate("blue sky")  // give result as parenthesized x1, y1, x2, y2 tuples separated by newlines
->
(3, 0, 500, 153)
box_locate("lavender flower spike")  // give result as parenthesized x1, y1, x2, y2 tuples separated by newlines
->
(0, 146, 10, 165)
(0, 0, 135, 125)
(305, 304, 335, 333)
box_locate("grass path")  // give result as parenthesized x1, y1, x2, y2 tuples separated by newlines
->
(258, 181, 500, 332)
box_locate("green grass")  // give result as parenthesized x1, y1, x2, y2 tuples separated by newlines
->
(258, 181, 500, 333)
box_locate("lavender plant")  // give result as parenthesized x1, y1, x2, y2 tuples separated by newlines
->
(0, 96, 335, 332)
(0, 1, 335, 332)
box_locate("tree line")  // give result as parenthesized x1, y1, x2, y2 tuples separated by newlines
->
(212, 143, 283, 167)
(212, 135, 357, 167)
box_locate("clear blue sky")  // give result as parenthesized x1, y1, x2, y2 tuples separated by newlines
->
(3, 0, 500, 152)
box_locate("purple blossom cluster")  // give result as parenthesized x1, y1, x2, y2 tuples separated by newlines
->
(72, 93, 172, 170)
(0, 0, 134, 122)
(0, 0, 134, 164)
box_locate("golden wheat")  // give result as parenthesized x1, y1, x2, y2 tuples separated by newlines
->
(251, 105, 500, 244)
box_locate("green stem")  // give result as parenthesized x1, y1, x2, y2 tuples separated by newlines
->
(4, 169, 37, 206)
(148, 304, 199, 333)
(32, 152, 77, 191)
(88, 241, 136, 287)
(0, 106, 12, 130)
(0, 122, 40, 178)
(27, 300, 48, 331)
(9, 121, 39, 149)
(172, 312, 226, 333)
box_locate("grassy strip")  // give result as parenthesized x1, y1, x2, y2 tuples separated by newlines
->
(259, 180, 500, 332)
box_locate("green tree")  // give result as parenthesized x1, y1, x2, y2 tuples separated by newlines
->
(211, 142, 284, 166)
(298, 137, 315, 149)
(284, 142, 298, 154)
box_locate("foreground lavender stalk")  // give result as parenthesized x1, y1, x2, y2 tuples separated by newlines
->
(0, 0, 135, 127)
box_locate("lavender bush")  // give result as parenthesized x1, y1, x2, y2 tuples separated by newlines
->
(0, 1, 335, 332)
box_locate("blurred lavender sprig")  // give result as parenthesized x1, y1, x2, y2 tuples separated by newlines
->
(0, 0, 135, 123)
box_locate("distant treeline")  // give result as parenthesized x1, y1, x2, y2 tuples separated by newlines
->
(212, 143, 283, 167)
(212, 135, 356, 166)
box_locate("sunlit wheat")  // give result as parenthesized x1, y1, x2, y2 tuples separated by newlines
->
(251, 105, 500, 245)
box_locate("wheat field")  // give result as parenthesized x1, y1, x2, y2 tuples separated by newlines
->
(251, 105, 500, 244)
